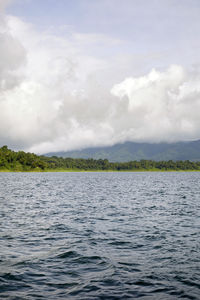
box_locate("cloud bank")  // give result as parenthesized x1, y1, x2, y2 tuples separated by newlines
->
(0, 11, 200, 153)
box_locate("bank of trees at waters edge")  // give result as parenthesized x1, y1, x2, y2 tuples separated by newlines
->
(1, 145, 200, 172)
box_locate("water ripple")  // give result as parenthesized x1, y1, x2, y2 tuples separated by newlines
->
(0, 172, 199, 299)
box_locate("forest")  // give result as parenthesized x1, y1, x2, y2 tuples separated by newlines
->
(0, 145, 200, 172)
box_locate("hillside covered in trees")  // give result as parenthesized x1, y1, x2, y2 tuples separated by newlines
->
(46, 140, 200, 162)
(1, 146, 200, 172)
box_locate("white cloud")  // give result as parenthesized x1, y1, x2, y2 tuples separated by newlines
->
(111, 65, 200, 143)
(0, 11, 200, 154)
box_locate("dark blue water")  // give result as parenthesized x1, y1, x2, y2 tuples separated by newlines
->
(0, 172, 199, 299)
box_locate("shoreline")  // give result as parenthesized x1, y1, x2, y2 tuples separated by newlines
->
(0, 169, 200, 173)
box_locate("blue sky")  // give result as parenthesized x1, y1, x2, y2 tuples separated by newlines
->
(7, 0, 200, 66)
(1, 0, 200, 153)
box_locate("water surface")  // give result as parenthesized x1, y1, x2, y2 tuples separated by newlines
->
(0, 172, 199, 299)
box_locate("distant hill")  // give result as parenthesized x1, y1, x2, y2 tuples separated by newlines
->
(45, 140, 200, 162)
(1, 145, 200, 172)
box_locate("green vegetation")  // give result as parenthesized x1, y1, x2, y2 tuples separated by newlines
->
(1, 145, 200, 172)
(46, 140, 200, 162)
(0, 146, 47, 171)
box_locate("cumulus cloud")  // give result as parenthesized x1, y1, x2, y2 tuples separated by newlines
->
(111, 65, 200, 143)
(0, 10, 200, 154)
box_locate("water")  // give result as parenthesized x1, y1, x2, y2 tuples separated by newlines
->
(0, 172, 199, 299)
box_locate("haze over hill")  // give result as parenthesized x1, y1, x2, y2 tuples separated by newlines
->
(45, 140, 200, 162)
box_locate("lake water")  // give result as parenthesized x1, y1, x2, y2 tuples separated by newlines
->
(0, 172, 199, 299)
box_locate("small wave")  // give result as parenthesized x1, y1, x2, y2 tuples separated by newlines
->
(134, 279, 155, 287)
(57, 250, 79, 259)
(108, 240, 132, 247)
(2, 272, 23, 281)
(47, 282, 78, 288)
(73, 255, 104, 265)
(175, 275, 200, 289)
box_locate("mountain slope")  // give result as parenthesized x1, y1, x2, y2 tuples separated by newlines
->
(45, 140, 200, 162)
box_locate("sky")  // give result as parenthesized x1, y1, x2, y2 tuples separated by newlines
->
(1, 0, 200, 153)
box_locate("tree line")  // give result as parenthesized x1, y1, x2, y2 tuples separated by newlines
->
(1, 145, 200, 171)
